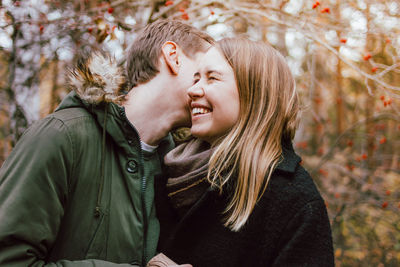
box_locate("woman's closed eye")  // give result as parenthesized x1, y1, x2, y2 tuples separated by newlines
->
(193, 73, 201, 85)
(206, 70, 223, 82)
(208, 75, 219, 82)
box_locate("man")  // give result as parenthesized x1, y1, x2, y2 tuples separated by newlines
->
(0, 20, 213, 266)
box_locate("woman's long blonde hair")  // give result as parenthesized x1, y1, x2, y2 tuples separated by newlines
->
(208, 38, 299, 231)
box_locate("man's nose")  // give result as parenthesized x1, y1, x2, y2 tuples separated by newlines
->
(187, 84, 204, 99)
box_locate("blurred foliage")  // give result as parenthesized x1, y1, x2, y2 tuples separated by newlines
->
(0, 0, 399, 266)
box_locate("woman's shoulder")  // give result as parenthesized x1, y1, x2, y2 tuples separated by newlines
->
(248, 164, 326, 236)
(259, 143, 325, 213)
(270, 164, 323, 204)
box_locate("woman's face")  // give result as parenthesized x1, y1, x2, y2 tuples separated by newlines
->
(187, 47, 240, 144)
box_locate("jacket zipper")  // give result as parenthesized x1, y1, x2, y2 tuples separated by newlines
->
(120, 108, 148, 267)
(139, 153, 148, 266)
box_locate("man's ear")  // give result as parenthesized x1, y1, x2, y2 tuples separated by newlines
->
(161, 41, 180, 75)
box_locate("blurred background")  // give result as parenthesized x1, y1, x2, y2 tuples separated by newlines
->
(0, 0, 399, 265)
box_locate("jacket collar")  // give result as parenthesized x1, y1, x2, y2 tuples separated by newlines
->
(275, 139, 301, 173)
(55, 49, 135, 153)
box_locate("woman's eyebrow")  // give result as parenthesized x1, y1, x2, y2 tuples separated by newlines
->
(206, 70, 223, 76)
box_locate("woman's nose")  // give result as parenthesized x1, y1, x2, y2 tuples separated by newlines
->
(187, 84, 204, 99)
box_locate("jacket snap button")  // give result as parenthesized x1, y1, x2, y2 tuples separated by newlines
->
(126, 160, 138, 173)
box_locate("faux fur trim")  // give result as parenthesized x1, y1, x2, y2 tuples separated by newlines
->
(67, 51, 126, 105)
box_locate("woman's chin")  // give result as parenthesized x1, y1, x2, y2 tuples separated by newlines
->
(190, 130, 212, 144)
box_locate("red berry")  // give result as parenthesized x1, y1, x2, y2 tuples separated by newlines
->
(340, 39, 347, 44)
(181, 13, 189, 20)
(15, 1, 20, 6)
(321, 7, 330, 13)
(108, 7, 114, 14)
(383, 101, 388, 107)
(88, 27, 93, 33)
(364, 53, 372, 60)
(380, 95, 385, 101)
(371, 67, 378, 72)
(361, 153, 367, 160)
(313, 1, 320, 8)
(39, 25, 44, 34)
(379, 137, 387, 144)
(387, 99, 392, 105)
(165, 0, 174, 6)
(210, 10, 215, 15)
(179, 7, 185, 12)
(382, 201, 388, 209)
(386, 39, 391, 44)
(334, 192, 340, 199)
(385, 190, 391, 196)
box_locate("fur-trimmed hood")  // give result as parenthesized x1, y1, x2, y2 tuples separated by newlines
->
(67, 51, 127, 105)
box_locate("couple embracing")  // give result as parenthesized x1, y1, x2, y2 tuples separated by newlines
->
(0, 20, 334, 267)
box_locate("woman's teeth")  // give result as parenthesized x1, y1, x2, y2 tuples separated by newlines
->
(192, 107, 211, 115)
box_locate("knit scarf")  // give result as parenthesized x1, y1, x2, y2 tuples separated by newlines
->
(164, 138, 214, 217)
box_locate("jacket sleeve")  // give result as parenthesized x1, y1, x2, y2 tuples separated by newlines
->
(272, 199, 335, 267)
(0, 117, 136, 267)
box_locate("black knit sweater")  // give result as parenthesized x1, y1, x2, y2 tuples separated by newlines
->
(155, 143, 334, 267)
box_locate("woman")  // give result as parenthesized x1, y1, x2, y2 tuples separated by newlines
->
(153, 38, 334, 267)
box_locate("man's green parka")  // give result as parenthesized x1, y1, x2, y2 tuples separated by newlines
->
(0, 52, 172, 266)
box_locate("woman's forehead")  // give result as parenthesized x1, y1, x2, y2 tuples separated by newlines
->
(197, 47, 231, 74)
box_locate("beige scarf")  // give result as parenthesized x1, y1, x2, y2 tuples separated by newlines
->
(164, 138, 214, 217)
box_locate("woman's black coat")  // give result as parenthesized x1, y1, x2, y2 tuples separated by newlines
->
(155, 143, 334, 267)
